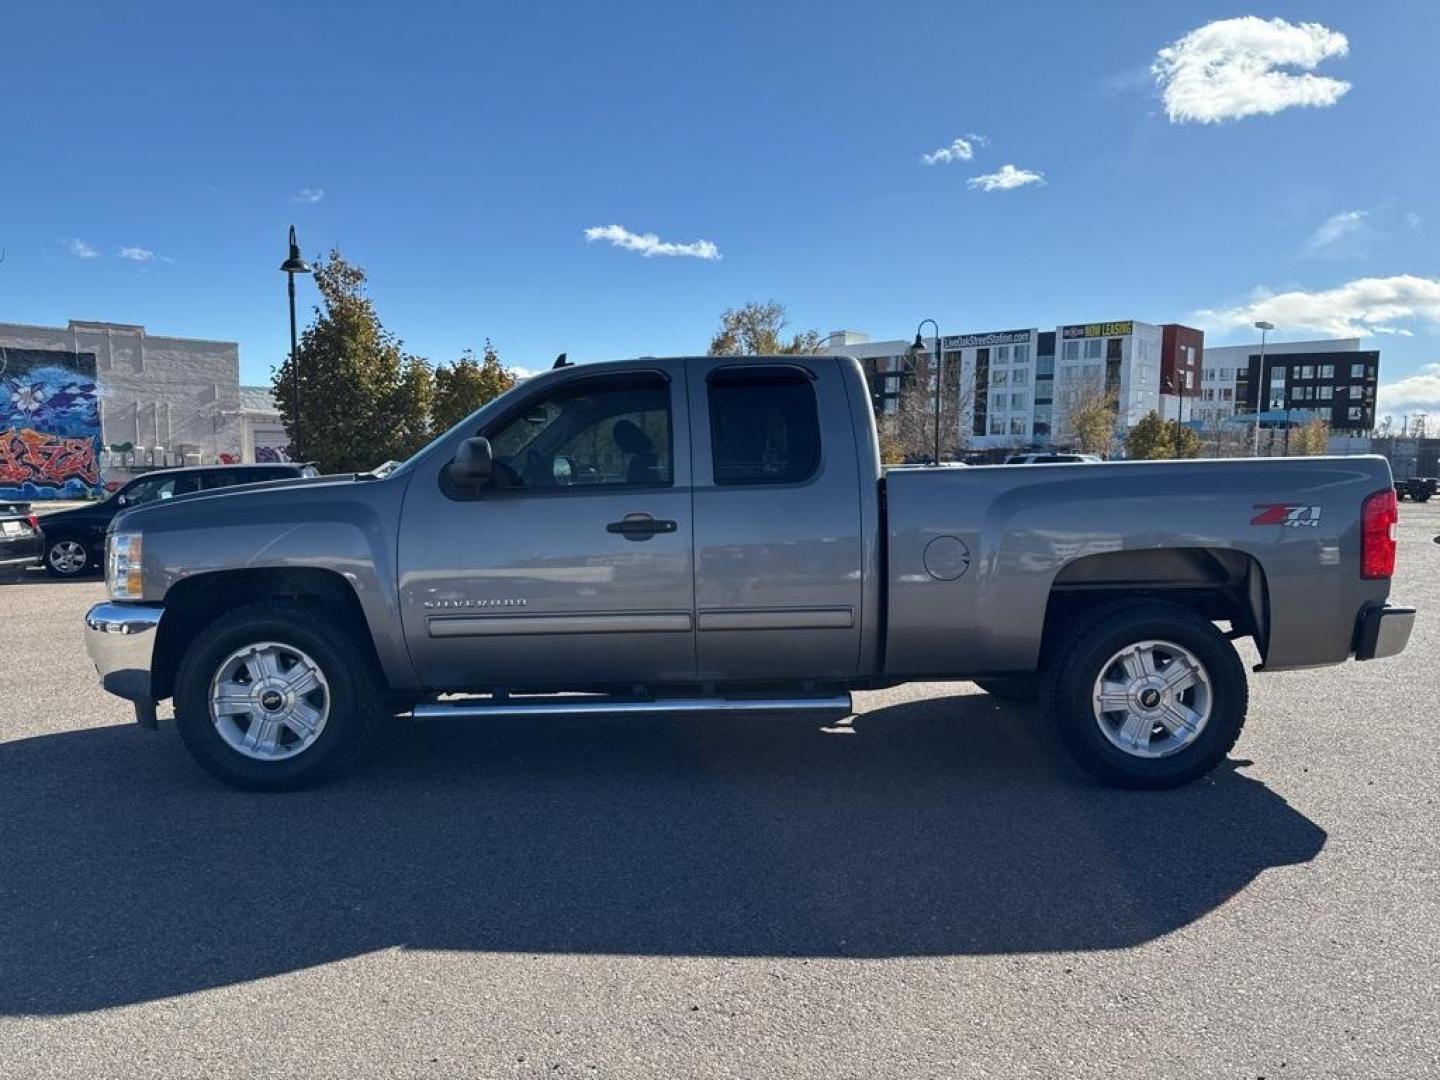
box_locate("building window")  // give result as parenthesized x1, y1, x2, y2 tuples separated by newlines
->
(1184, 371, 1193, 390)
(1009, 417, 1026, 436)
(991, 368, 1009, 386)
(1348, 406, 1363, 421)
(1221, 388, 1233, 400)
(990, 415, 1004, 435)
(1010, 392, 1029, 411)
(1036, 355, 1054, 378)
(1219, 368, 1231, 380)
(1085, 338, 1103, 361)
(995, 345, 1010, 362)
(1203, 388, 1215, 401)
(1063, 340, 1080, 361)
(1012, 344, 1029, 364)
(1299, 365, 1314, 379)
(1318, 386, 1333, 400)
(1011, 368, 1029, 387)
(1319, 364, 1334, 379)
(1204, 369, 1215, 381)
(1351, 363, 1367, 379)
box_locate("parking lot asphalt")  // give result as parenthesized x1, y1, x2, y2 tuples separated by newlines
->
(1, 504, 1437, 1079)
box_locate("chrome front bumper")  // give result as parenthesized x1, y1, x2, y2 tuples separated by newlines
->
(84, 602, 164, 728)
(1355, 603, 1416, 661)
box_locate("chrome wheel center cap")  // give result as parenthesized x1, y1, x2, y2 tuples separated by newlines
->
(258, 689, 286, 713)
(1138, 687, 1162, 709)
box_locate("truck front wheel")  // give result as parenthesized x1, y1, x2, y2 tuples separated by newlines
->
(1042, 600, 1248, 789)
(173, 601, 387, 791)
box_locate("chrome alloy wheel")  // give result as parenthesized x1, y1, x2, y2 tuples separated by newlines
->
(48, 540, 88, 574)
(1091, 639, 1213, 759)
(209, 642, 330, 761)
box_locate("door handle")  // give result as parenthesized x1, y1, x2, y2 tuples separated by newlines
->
(606, 513, 678, 540)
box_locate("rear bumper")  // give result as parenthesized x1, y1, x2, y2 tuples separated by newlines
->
(1354, 603, 1415, 661)
(84, 602, 164, 727)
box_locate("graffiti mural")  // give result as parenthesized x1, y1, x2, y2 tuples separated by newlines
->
(0, 348, 104, 499)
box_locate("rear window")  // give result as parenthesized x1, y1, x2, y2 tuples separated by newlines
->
(708, 368, 821, 485)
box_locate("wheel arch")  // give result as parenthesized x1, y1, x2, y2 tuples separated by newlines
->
(152, 567, 384, 702)
(1040, 547, 1269, 668)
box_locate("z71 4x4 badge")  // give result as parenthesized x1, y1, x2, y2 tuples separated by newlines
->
(1251, 504, 1323, 528)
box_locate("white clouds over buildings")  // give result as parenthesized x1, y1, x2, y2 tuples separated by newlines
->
(1153, 16, 1351, 124)
(583, 224, 720, 260)
(1196, 275, 1440, 339)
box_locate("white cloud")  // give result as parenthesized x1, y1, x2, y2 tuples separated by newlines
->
(1196, 275, 1440, 338)
(118, 246, 156, 261)
(1377, 364, 1440, 417)
(67, 238, 100, 259)
(1153, 16, 1350, 124)
(583, 224, 720, 260)
(1305, 209, 1380, 258)
(967, 164, 1045, 192)
(1406, 211, 1423, 232)
(921, 135, 985, 165)
(292, 188, 325, 204)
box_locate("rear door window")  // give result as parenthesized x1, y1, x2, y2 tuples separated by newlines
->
(707, 368, 821, 485)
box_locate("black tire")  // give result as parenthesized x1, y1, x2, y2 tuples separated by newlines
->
(173, 600, 388, 791)
(43, 535, 97, 578)
(974, 677, 1039, 702)
(1041, 599, 1248, 789)
(1415, 493, 1431, 503)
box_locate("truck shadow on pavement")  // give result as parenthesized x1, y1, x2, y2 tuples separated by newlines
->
(0, 692, 1325, 1016)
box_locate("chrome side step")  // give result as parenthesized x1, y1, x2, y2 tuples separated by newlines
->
(412, 693, 853, 722)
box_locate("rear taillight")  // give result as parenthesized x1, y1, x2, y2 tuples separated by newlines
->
(1361, 488, 1398, 580)
(26, 514, 40, 530)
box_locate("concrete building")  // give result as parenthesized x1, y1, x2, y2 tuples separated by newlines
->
(831, 318, 1197, 455)
(1192, 338, 1377, 433)
(1, 319, 246, 497)
(239, 386, 291, 463)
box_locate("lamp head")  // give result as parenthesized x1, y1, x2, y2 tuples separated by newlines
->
(280, 225, 312, 274)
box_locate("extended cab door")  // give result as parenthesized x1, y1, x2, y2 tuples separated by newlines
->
(687, 358, 866, 681)
(398, 365, 696, 689)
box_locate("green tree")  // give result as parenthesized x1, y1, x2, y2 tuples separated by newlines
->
(273, 250, 430, 472)
(708, 301, 819, 355)
(1126, 409, 1200, 459)
(432, 342, 518, 434)
(391, 354, 436, 455)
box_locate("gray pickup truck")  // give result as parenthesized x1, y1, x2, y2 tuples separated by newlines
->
(85, 354, 1414, 791)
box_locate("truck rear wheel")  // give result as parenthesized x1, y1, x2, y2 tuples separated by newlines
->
(1041, 600, 1248, 789)
(173, 600, 387, 791)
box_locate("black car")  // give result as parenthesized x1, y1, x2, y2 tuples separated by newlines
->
(37, 462, 318, 578)
(1394, 477, 1437, 503)
(0, 500, 44, 574)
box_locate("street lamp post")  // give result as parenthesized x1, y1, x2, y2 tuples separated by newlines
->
(280, 226, 313, 461)
(908, 319, 943, 464)
(1251, 320, 1274, 456)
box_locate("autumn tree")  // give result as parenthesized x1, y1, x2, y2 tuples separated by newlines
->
(432, 342, 518, 434)
(708, 301, 819, 355)
(272, 250, 435, 473)
(1126, 409, 1199, 459)
(888, 351, 967, 463)
(1059, 380, 1120, 457)
(1291, 415, 1331, 455)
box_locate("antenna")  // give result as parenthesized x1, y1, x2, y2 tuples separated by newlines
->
(553, 352, 570, 369)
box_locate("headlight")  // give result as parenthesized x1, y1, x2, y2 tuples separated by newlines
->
(107, 532, 144, 600)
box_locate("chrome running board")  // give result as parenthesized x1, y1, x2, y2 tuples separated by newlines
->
(412, 693, 853, 722)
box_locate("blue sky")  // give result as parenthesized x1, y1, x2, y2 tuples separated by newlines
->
(5, 1, 1439, 414)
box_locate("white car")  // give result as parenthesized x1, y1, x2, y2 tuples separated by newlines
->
(1004, 452, 1102, 465)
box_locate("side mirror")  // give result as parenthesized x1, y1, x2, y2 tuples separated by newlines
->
(447, 437, 494, 489)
